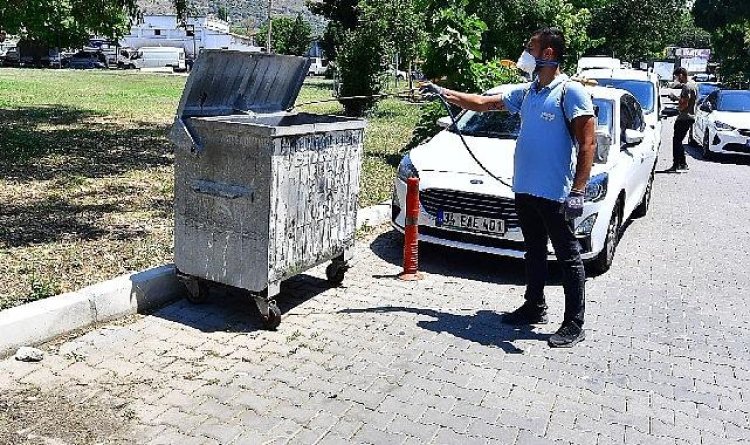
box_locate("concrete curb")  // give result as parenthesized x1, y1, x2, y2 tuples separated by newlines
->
(356, 200, 392, 231)
(0, 265, 184, 357)
(0, 200, 394, 358)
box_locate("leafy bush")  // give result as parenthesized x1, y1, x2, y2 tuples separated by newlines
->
(409, 5, 522, 149)
(337, 16, 388, 116)
(422, 5, 488, 92)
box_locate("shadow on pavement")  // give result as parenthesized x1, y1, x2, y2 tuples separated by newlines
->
(369, 229, 569, 286)
(341, 306, 551, 353)
(685, 144, 750, 166)
(152, 274, 334, 333)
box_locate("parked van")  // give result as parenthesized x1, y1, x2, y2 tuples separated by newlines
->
(133, 47, 186, 72)
(307, 57, 328, 76)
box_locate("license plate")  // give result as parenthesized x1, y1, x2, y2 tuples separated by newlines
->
(436, 210, 506, 235)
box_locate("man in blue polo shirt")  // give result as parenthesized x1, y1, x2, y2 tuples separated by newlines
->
(421, 27, 596, 347)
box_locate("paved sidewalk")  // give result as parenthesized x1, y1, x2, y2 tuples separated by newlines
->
(2, 125, 750, 444)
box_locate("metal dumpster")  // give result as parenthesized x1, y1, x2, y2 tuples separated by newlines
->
(169, 49, 367, 329)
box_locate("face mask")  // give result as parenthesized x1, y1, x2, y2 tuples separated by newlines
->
(516, 51, 537, 75)
(516, 50, 560, 76)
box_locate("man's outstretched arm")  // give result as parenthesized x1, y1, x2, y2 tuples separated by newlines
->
(421, 82, 505, 112)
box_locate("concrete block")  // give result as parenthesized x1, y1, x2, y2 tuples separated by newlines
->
(0, 290, 95, 357)
(0, 264, 183, 357)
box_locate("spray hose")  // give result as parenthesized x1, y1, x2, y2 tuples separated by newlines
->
(288, 87, 512, 189)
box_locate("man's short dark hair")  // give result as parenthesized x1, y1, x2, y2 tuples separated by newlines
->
(532, 27, 566, 61)
(673, 67, 688, 77)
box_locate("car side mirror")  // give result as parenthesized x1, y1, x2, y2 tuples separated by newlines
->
(700, 102, 713, 113)
(436, 116, 453, 129)
(623, 129, 645, 146)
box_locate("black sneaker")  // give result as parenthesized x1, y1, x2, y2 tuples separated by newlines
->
(664, 165, 688, 174)
(548, 321, 585, 348)
(502, 302, 548, 325)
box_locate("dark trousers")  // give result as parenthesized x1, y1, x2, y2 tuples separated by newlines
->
(515, 193, 586, 326)
(673, 119, 692, 167)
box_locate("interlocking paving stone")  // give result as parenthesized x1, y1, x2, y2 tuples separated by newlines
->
(3, 124, 750, 444)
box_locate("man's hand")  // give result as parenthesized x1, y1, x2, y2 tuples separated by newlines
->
(419, 81, 444, 98)
(562, 190, 585, 220)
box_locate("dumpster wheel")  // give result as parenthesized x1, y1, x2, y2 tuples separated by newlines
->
(263, 300, 282, 330)
(325, 262, 348, 286)
(180, 274, 210, 304)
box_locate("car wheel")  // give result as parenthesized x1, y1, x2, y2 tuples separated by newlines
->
(633, 170, 654, 218)
(588, 200, 622, 276)
(702, 131, 714, 160)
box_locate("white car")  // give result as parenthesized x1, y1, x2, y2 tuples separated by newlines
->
(691, 89, 750, 159)
(391, 84, 659, 274)
(577, 56, 621, 72)
(577, 67, 665, 143)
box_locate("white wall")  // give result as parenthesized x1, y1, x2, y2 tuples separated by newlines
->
(120, 14, 260, 57)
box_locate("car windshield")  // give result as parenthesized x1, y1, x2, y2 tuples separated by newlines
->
(451, 109, 521, 138)
(592, 79, 655, 113)
(717, 91, 750, 112)
(449, 97, 613, 140)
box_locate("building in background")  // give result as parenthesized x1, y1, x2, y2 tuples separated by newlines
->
(121, 14, 261, 58)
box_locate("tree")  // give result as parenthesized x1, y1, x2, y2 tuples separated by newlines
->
(693, 0, 750, 31)
(421, 4, 487, 91)
(308, 0, 360, 60)
(287, 14, 314, 56)
(588, 0, 685, 61)
(0, 0, 138, 48)
(416, 0, 597, 71)
(256, 15, 313, 56)
(0, 0, 195, 49)
(336, 0, 389, 116)
(217, 5, 229, 22)
(669, 11, 711, 49)
(692, 0, 750, 84)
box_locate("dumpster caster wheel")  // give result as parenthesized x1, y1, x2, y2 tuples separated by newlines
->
(263, 301, 281, 330)
(184, 278, 209, 304)
(326, 263, 347, 286)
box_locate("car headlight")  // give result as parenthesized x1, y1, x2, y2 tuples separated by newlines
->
(575, 213, 598, 236)
(397, 154, 419, 181)
(585, 173, 608, 203)
(715, 121, 736, 131)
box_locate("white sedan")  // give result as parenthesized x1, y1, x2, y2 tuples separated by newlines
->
(691, 89, 750, 159)
(391, 84, 659, 274)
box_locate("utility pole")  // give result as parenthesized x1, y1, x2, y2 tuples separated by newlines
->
(267, 0, 273, 53)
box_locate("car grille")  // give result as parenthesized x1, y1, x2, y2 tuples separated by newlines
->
(738, 129, 750, 137)
(420, 188, 520, 229)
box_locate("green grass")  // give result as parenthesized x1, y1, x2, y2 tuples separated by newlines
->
(0, 68, 420, 308)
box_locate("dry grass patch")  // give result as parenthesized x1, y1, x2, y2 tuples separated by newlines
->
(0, 70, 419, 308)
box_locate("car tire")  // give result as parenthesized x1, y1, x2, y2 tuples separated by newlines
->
(633, 170, 654, 218)
(702, 131, 714, 160)
(588, 200, 622, 276)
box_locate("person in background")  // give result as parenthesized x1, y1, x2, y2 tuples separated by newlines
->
(667, 67, 698, 173)
(420, 27, 596, 348)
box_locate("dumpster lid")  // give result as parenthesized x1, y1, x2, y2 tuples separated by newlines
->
(176, 49, 312, 118)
